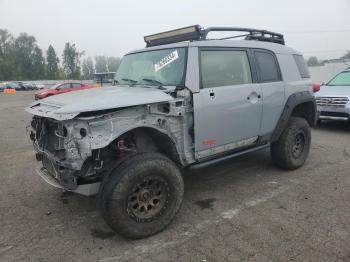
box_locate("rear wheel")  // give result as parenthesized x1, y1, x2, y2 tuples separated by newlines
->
(98, 153, 184, 239)
(271, 117, 311, 170)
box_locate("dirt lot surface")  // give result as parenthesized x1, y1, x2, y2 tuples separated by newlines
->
(0, 91, 349, 262)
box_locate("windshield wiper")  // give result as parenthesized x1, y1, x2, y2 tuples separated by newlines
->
(121, 78, 138, 84)
(141, 78, 164, 86)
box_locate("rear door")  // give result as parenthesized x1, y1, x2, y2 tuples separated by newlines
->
(253, 50, 285, 136)
(193, 48, 263, 159)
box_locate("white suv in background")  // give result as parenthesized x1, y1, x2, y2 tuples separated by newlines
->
(316, 68, 350, 122)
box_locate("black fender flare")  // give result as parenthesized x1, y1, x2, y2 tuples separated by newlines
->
(271, 91, 317, 142)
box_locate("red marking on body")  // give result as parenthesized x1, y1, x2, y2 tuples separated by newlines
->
(203, 140, 216, 146)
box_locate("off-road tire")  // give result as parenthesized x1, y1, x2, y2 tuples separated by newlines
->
(98, 153, 184, 239)
(271, 117, 311, 170)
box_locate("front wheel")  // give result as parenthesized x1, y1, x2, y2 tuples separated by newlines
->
(271, 117, 311, 170)
(98, 153, 184, 239)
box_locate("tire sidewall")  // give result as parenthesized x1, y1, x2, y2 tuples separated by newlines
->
(284, 118, 311, 168)
(101, 153, 184, 239)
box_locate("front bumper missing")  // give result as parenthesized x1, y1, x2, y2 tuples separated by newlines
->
(36, 167, 100, 196)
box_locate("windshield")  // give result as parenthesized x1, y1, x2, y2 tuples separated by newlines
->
(327, 71, 350, 86)
(115, 48, 187, 86)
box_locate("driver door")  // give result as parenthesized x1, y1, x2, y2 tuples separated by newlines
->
(57, 83, 71, 94)
(193, 48, 262, 159)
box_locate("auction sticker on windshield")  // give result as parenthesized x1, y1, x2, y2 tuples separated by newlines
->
(155, 50, 178, 72)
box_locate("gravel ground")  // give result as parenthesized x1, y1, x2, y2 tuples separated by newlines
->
(0, 91, 349, 262)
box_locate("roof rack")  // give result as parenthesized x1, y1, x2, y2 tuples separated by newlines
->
(144, 25, 285, 47)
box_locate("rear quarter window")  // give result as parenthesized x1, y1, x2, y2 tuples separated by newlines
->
(293, 55, 310, 78)
(254, 51, 282, 83)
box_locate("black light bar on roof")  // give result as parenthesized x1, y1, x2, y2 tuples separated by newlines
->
(144, 25, 203, 47)
(144, 25, 285, 47)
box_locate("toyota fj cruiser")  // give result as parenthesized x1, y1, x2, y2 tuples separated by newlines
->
(26, 25, 316, 239)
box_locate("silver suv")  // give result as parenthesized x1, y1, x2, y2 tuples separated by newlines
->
(316, 68, 350, 122)
(26, 25, 316, 239)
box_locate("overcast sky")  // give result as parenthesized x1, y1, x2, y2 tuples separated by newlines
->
(1, 0, 349, 60)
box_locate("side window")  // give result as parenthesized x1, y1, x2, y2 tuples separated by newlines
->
(72, 83, 81, 88)
(200, 50, 252, 89)
(255, 51, 281, 83)
(60, 84, 71, 89)
(293, 54, 310, 78)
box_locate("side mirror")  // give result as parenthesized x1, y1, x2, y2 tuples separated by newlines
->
(55, 87, 60, 90)
(321, 81, 326, 86)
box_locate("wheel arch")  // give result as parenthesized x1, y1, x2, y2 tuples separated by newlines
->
(271, 91, 317, 142)
(110, 126, 183, 165)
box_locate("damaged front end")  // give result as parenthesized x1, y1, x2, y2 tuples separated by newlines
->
(28, 115, 105, 195)
(26, 86, 195, 196)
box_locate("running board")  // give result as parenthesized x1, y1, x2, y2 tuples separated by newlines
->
(189, 143, 270, 169)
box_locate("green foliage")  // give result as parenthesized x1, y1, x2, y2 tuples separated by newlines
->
(62, 42, 84, 79)
(31, 46, 45, 79)
(0, 30, 47, 80)
(46, 45, 59, 79)
(82, 57, 94, 79)
(14, 33, 40, 80)
(0, 28, 121, 81)
(0, 29, 16, 80)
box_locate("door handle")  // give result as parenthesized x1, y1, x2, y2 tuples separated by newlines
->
(247, 92, 261, 103)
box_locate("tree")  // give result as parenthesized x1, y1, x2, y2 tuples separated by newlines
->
(31, 46, 45, 79)
(46, 45, 59, 79)
(13, 33, 37, 80)
(82, 57, 94, 79)
(0, 29, 13, 57)
(94, 56, 108, 73)
(0, 29, 15, 80)
(307, 56, 320, 67)
(62, 42, 84, 79)
(107, 56, 120, 72)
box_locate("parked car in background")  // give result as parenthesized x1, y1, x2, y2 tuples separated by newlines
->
(0, 83, 6, 91)
(0, 82, 20, 92)
(0, 82, 19, 91)
(316, 68, 350, 122)
(31, 83, 39, 90)
(0, 83, 8, 91)
(24, 83, 34, 90)
(16, 82, 26, 90)
(34, 82, 95, 100)
(36, 84, 46, 90)
(19, 82, 35, 90)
